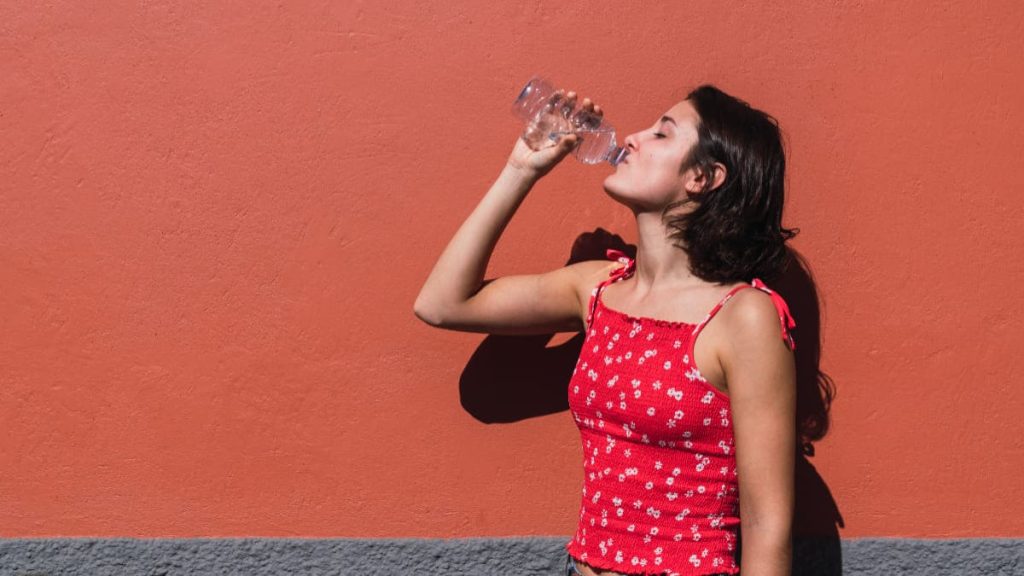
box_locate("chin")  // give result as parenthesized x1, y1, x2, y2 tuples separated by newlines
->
(602, 176, 644, 210)
(603, 177, 679, 213)
(603, 171, 629, 195)
(602, 175, 626, 201)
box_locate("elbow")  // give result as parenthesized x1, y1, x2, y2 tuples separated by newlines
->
(413, 297, 446, 327)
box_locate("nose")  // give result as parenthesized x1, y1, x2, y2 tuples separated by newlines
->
(624, 132, 639, 152)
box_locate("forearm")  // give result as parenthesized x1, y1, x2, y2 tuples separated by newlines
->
(738, 523, 792, 576)
(414, 163, 538, 319)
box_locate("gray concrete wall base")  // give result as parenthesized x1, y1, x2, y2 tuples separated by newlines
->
(0, 537, 1021, 575)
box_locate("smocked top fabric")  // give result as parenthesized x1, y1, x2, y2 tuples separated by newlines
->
(564, 248, 796, 576)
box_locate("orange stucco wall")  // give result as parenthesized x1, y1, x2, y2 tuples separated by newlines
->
(2, 1, 1022, 538)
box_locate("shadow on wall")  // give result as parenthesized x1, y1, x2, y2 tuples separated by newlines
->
(458, 228, 844, 575)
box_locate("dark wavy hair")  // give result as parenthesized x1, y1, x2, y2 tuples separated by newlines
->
(662, 85, 799, 283)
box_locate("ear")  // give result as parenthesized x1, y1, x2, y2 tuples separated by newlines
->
(684, 162, 728, 193)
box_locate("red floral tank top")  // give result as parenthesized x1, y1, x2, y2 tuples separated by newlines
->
(565, 249, 796, 576)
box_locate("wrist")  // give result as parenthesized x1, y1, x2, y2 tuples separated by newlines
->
(502, 161, 541, 185)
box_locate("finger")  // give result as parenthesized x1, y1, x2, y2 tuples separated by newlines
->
(565, 91, 578, 110)
(581, 97, 593, 112)
(594, 104, 603, 117)
(547, 89, 567, 109)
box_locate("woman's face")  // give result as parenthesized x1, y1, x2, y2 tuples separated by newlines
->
(603, 99, 703, 211)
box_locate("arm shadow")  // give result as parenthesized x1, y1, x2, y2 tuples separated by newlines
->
(458, 227, 632, 422)
(458, 234, 845, 574)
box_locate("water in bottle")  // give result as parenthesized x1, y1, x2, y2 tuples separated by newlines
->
(511, 76, 629, 166)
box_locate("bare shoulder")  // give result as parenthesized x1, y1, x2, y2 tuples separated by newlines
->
(716, 286, 795, 381)
(559, 259, 622, 307)
(721, 287, 782, 331)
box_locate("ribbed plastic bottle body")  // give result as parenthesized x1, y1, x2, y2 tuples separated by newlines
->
(511, 76, 628, 166)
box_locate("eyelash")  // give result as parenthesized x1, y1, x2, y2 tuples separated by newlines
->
(653, 132, 666, 139)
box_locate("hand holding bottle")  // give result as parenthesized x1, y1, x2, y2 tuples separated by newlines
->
(506, 90, 604, 180)
(510, 76, 628, 169)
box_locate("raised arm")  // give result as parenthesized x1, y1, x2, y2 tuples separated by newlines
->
(414, 93, 613, 335)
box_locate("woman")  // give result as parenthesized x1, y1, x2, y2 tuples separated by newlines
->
(414, 84, 798, 576)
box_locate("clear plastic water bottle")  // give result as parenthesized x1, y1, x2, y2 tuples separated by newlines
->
(511, 76, 629, 166)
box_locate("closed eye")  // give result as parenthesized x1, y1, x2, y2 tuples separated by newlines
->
(654, 132, 666, 139)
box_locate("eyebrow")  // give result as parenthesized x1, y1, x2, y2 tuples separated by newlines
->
(660, 115, 677, 126)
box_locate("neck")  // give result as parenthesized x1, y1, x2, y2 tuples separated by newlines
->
(629, 211, 700, 289)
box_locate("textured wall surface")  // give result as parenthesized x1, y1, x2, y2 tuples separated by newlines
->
(2, 0, 1023, 542)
